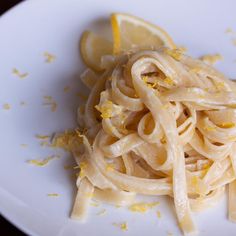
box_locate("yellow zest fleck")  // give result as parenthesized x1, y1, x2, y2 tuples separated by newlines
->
(47, 193, 59, 197)
(43, 96, 57, 112)
(44, 52, 56, 63)
(165, 48, 182, 61)
(20, 144, 28, 148)
(163, 77, 174, 86)
(51, 130, 82, 151)
(113, 222, 128, 231)
(161, 104, 169, 110)
(167, 231, 173, 236)
(142, 76, 158, 89)
(90, 202, 100, 207)
(203, 126, 216, 131)
(44, 96, 52, 100)
(96, 209, 107, 216)
(219, 122, 235, 128)
(36, 134, 50, 140)
(12, 68, 28, 79)
(40, 141, 49, 147)
(134, 93, 138, 98)
(63, 86, 70, 93)
(226, 28, 233, 34)
(200, 54, 223, 65)
(79, 161, 87, 178)
(160, 136, 166, 144)
(27, 155, 58, 167)
(215, 82, 225, 90)
(157, 210, 161, 218)
(3, 103, 11, 110)
(115, 205, 121, 208)
(142, 76, 148, 84)
(95, 100, 113, 119)
(77, 93, 88, 101)
(129, 202, 159, 213)
(202, 163, 210, 170)
(191, 176, 198, 186)
(105, 164, 115, 172)
(147, 82, 157, 89)
(177, 46, 187, 53)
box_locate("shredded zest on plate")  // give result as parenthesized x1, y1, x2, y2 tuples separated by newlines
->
(47, 193, 59, 197)
(129, 202, 160, 213)
(2, 103, 11, 110)
(157, 211, 162, 218)
(43, 96, 57, 112)
(113, 222, 128, 231)
(12, 68, 28, 79)
(44, 52, 56, 63)
(27, 155, 58, 167)
(199, 53, 223, 65)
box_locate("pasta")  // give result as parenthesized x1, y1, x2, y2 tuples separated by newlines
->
(69, 47, 236, 235)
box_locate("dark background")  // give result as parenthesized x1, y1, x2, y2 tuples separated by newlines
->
(0, 1, 26, 235)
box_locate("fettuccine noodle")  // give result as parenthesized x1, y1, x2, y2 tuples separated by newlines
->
(70, 48, 236, 235)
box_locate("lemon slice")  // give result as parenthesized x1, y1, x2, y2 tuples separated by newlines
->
(111, 13, 176, 54)
(80, 31, 113, 71)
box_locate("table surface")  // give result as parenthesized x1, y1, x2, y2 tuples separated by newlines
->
(0, 2, 26, 235)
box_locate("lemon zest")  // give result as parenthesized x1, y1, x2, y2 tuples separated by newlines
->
(95, 100, 113, 119)
(129, 202, 159, 213)
(44, 52, 56, 63)
(47, 193, 59, 197)
(36, 134, 50, 140)
(43, 96, 57, 112)
(105, 164, 115, 172)
(12, 68, 28, 79)
(113, 222, 128, 231)
(203, 126, 216, 131)
(226, 28, 233, 34)
(51, 130, 82, 151)
(157, 210, 162, 218)
(27, 156, 57, 167)
(165, 48, 182, 61)
(164, 77, 174, 86)
(219, 122, 235, 128)
(200, 54, 223, 65)
(3, 103, 11, 110)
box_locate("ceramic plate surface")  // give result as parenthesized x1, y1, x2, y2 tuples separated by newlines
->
(0, 0, 236, 235)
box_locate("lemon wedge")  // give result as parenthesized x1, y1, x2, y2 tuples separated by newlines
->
(80, 31, 113, 71)
(111, 13, 176, 54)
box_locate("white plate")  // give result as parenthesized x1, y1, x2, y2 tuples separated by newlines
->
(0, 0, 236, 235)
